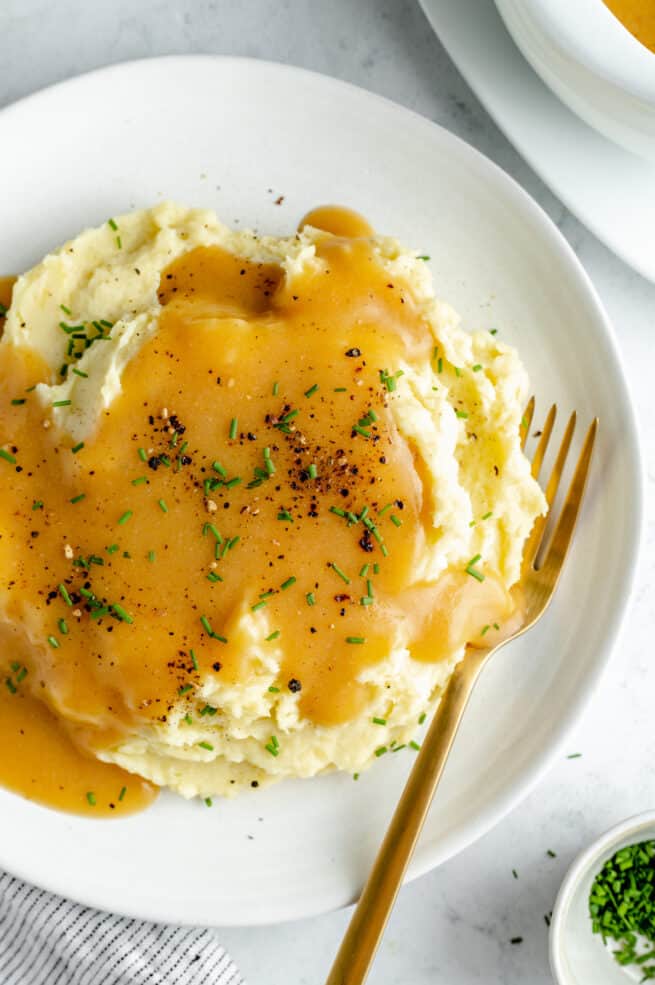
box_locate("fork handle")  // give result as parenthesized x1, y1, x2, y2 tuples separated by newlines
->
(324, 647, 489, 985)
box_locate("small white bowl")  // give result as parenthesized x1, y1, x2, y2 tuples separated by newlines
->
(550, 811, 655, 985)
(495, 0, 655, 162)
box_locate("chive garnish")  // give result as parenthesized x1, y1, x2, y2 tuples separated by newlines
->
(212, 461, 227, 476)
(277, 509, 293, 522)
(108, 218, 118, 230)
(52, 400, 71, 407)
(465, 554, 485, 582)
(352, 424, 370, 439)
(190, 649, 199, 671)
(265, 630, 281, 641)
(374, 746, 387, 757)
(455, 410, 468, 419)
(346, 636, 366, 644)
(106, 544, 119, 554)
(11, 398, 26, 406)
(60, 303, 72, 315)
(198, 741, 214, 751)
(251, 600, 268, 612)
(131, 476, 148, 486)
(482, 511, 493, 520)
(72, 368, 88, 378)
(329, 506, 346, 518)
(207, 571, 222, 583)
(86, 792, 96, 806)
(200, 615, 213, 636)
(265, 737, 280, 757)
(178, 683, 193, 695)
(268, 686, 280, 693)
(138, 447, 147, 462)
(158, 499, 168, 513)
(32, 501, 43, 510)
(118, 786, 127, 802)
(472, 364, 482, 372)
(480, 624, 490, 636)
(5, 678, 16, 694)
(390, 515, 401, 527)
(334, 387, 347, 392)
(229, 417, 238, 440)
(304, 383, 319, 398)
(359, 564, 370, 578)
(418, 712, 427, 725)
(47, 635, 60, 649)
(118, 510, 133, 525)
(308, 463, 318, 479)
(372, 717, 387, 726)
(330, 562, 350, 585)
(70, 493, 86, 504)
(409, 740, 421, 751)
(59, 584, 73, 606)
(360, 596, 373, 606)
(0, 449, 16, 464)
(272, 381, 279, 396)
(71, 442, 85, 454)
(111, 604, 133, 624)
(280, 576, 296, 591)
(58, 619, 68, 634)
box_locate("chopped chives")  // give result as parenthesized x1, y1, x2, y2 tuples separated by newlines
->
(306, 592, 315, 606)
(465, 554, 485, 582)
(148, 550, 156, 563)
(70, 493, 86, 504)
(32, 501, 43, 511)
(11, 398, 26, 406)
(47, 635, 60, 649)
(90, 607, 110, 620)
(390, 514, 402, 527)
(5, 678, 16, 694)
(304, 383, 319, 398)
(108, 218, 118, 230)
(183, 713, 193, 725)
(280, 576, 296, 591)
(58, 584, 73, 606)
(198, 741, 214, 751)
(229, 417, 238, 440)
(419, 712, 427, 725)
(472, 364, 483, 372)
(178, 683, 193, 695)
(346, 636, 366, 644)
(360, 596, 374, 606)
(158, 499, 168, 513)
(417, 255, 430, 261)
(373, 563, 380, 574)
(131, 476, 148, 486)
(359, 564, 370, 578)
(480, 624, 490, 635)
(272, 381, 279, 396)
(372, 717, 386, 726)
(0, 449, 16, 464)
(118, 786, 127, 802)
(251, 600, 268, 612)
(224, 476, 241, 489)
(330, 506, 346, 517)
(265, 737, 280, 756)
(280, 409, 299, 423)
(268, 686, 280, 693)
(200, 615, 213, 635)
(118, 510, 133, 525)
(409, 740, 421, 751)
(207, 571, 222, 583)
(106, 544, 119, 554)
(212, 461, 227, 476)
(111, 604, 133, 624)
(482, 511, 493, 520)
(352, 424, 370, 439)
(378, 503, 393, 516)
(265, 630, 281, 641)
(366, 579, 374, 598)
(52, 400, 72, 407)
(277, 509, 293, 522)
(71, 442, 85, 454)
(437, 358, 443, 373)
(455, 410, 469, 419)
(374, 746, 387, 757)
(72, 368, 88, 378)
(86, 792, 96, 806)
(455, 367, 462, 377)
(60, 303, 72, 315)
(203, 523, 223, 542)
(308, 463, 318, 479)
(190, 649, 199, 671)
(330, 562, 350, 585)
(138, 447, 147, 462)
(58, 619, 68, 634)
(334, 387, 347, 392)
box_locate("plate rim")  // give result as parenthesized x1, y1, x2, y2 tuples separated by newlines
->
(0, 53, 644, 926)
(418, 0, 655, 284)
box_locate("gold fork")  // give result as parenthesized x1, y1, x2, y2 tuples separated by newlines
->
(325, 402, 598, 985)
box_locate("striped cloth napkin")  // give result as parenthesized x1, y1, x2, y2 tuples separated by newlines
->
(0, 871, 244, 984)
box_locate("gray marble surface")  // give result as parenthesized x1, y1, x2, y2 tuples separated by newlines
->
(1, 1, 653, 983)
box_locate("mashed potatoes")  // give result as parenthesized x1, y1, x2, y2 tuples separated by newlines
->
(0, 203, 545, 803)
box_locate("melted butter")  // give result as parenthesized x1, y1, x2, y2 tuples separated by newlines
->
(0, 206, 514, 815)
(604, 0, 655, 52)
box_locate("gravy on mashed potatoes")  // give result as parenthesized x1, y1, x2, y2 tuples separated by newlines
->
(0, 204, 545, 815)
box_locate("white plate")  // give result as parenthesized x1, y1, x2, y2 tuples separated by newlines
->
(0, 56, 642, 927)
(419, 0, 655, 283)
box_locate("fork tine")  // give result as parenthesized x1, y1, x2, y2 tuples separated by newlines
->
(520, 396, 535, 450)
(523, 410, 578, 570)
(540, 418, 598, 576)
(530, 404, 557, 481)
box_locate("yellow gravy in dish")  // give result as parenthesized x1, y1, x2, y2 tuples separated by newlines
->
(604, 0, 655, 52)
(0, 208, 514, 816)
